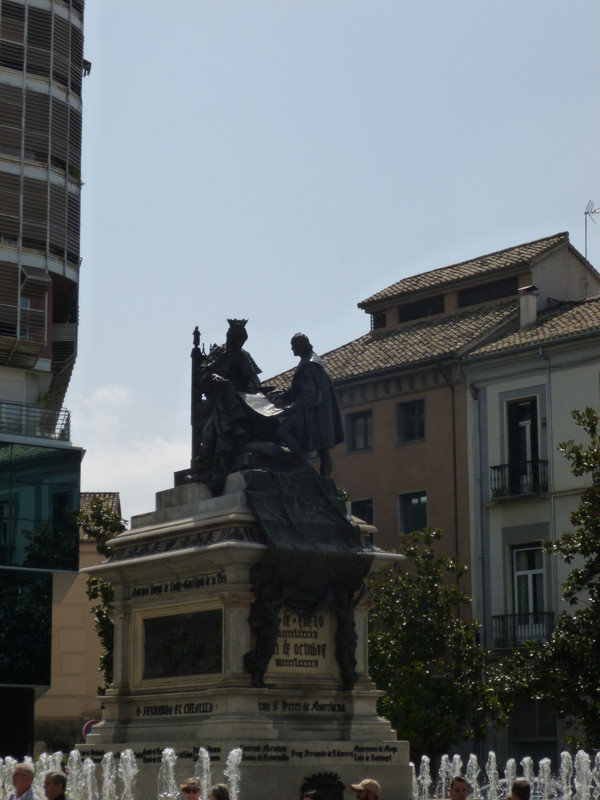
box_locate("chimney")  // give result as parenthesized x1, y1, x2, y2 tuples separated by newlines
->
(519, 284, 538, 328)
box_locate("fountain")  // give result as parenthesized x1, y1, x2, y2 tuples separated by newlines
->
(410, 750, 600, 800)
(101, 753, 117, 800)
(194, 748, 211, 800)
(1, 747, 600, 800)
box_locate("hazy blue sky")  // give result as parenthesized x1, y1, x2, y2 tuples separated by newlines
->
(66, 0, 600, 522)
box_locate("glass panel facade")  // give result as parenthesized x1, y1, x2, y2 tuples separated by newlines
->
(0, 442, 80, 571)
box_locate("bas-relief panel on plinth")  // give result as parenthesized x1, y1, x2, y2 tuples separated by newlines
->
(142, 608, 222, 680)
(134, 600, 224, 690)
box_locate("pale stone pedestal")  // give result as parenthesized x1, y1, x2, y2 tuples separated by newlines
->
(81, 473, 411, 800)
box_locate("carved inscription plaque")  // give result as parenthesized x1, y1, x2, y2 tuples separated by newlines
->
(143, 609, 222, 679)
(267, 609, 339, 677)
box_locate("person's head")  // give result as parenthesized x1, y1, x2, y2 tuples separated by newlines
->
(43, 772, 67, 800)
(12, 764, 34, 795)
(180, 778, 202, 798)
(351, 779, 381, 800)
(449, 777, 469, 800)
(511, 780, 531, 800)
(302, 791, 322, 800)
(210, 784, 230, 800)
(226, 319, 248, 349)
(291, 332, 312, 357)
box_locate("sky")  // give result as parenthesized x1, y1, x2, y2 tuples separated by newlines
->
(66, 0, 600, 524)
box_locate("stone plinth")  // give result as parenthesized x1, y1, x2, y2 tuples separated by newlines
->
(81, 472, 410, 800)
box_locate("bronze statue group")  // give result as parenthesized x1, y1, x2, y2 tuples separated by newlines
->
(190, 319, 343, 493)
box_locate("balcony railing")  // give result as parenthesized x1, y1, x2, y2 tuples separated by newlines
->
(0, 401, 71, 441)
(490, 459, 548, 498)
(492, 612, 555, 648)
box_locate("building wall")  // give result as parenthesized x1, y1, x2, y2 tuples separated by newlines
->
(531, 247, 600, 306)
(334, 368, 471, 589)
(465, 335, 600, 762)
(34, 538, 104, 751)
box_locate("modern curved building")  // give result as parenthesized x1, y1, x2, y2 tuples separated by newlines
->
(0, 0, 85, 406)
(0, 0, 87, 757)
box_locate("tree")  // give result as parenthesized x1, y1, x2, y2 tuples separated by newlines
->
(79, 496, 126, 694)
(368, 528, 506, 761)
(510, 407, 600, 750)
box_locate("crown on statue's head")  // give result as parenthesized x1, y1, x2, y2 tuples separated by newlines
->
(227, 318, 248, 327)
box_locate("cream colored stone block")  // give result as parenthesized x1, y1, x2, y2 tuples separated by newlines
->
(60, 653, 85, 675)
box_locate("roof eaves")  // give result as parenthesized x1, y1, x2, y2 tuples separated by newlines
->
(331, 352, 460, 388)
(358, 232, 570, 310)
(462, 310, 600, 363)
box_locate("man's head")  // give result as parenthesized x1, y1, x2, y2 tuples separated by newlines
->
(291, 333, 312, 357)
(511, 780, 531, 800)
(12, 764, 34, 796)
(180, 778, 201, 797)
(449, 776, 469, 800)
(351, 779, 381, 800)
(43, 772, 67, 800)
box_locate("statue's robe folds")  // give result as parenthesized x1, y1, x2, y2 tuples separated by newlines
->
(288, 352, 344, 451)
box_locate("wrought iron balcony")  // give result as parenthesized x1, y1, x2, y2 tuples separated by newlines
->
(490, 459, 548, 498)
(491, 612, 555, 648)
(0, 400, 70, 441)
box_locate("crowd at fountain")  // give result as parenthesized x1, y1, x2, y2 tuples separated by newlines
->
(0, 747, 241, 800)
(1, 747, 600, 800)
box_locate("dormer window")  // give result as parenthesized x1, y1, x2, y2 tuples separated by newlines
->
(458, 276, 519, 308)
(397, 294, 444, 323)
(371, 310, 387, 330)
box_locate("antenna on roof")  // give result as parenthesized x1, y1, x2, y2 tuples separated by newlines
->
(585, 200, 600, 260)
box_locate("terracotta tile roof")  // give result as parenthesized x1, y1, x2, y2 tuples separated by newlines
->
(359, 232, 569, 308)
(80, 491, 122, 517)
(268, 301, 519, 388)
(466, 296, 600, 359)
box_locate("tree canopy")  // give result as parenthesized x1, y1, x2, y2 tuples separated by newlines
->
(368, 528, 506, 760)
(79, 496, 126, 693)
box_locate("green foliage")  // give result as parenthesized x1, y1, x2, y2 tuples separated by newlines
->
(553, 407, 600, 604)
(79, 497, 126, 694)
(368, 528, 507, 760)
(508, 407, 600, 750)
(22, 514, 79, 571)
(0, 570, 52, 685)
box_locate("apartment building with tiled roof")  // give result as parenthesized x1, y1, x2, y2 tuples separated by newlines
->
(272, 233, 599, 571)
(269, 231, 600, 758)
(462, 294, 600, 763)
